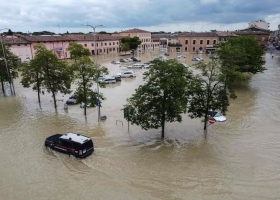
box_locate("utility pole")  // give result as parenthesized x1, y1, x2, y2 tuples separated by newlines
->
(84, 24, 104, 122)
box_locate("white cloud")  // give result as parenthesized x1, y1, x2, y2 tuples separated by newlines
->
(0, 0, 278, 33)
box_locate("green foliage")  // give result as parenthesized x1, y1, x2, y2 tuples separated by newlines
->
(0, 41, 19, 83)
(125, 58, 193, 138)
(68, 43, 109, 115)
(20, 59, 44, 104)
(27, 44, 74, 108)
(217, 35, 266, 98)
(7, 29, 13, 35)
(67, 42, 91, 59)
(32, 31, 55, 35)
(120, 36, 141, 51)
(187, 60, 229, 130)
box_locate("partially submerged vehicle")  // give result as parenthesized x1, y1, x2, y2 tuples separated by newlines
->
(45, 133, 94, 158)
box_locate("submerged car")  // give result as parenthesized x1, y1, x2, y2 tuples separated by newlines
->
(111, 60, 120, 64)
(208, 110, 227, 122)
(100, 77, 117, 84)
(66, 95, 77, 105)
(192, 57, 202, 61)
(117, 71, 136, 78)
(45, 133, 94, 158)
(177, 55, 186, 59)
(180, 63, 189, 68)
(131, 57, 141, 62)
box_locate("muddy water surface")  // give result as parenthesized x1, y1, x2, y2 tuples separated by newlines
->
(0, 51, 280, 200)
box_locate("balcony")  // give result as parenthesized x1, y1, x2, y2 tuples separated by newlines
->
(168, 42, 182, 47)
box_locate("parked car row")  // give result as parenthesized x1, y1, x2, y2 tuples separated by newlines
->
(112, 57, 141, 64)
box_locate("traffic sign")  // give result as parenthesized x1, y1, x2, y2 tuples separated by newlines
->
(209, 117, 215, 124)
(96, 101, 101, 106)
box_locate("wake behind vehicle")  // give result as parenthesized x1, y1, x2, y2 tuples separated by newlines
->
(45, 133, 94, 158)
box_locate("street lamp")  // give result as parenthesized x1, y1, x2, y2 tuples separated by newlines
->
(83, 24, 104, 122)
(0, 28, 14, 96)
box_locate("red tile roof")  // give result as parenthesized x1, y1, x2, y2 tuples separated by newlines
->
(178, 32, 218, 37)
(120, 28, 150, 33)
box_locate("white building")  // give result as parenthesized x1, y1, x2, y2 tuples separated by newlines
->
(249, 20, 270, 30)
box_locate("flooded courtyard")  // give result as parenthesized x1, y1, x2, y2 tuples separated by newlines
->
(0, 50, 280, 199)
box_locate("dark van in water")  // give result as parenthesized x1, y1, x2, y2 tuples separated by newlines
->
(45, 133, 94, 158)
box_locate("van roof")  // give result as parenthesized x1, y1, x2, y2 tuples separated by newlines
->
(60, 133, 91, 144)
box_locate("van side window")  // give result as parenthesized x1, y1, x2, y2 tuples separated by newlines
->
(61, 139, 72, 148)
(72, 142, 82, 150)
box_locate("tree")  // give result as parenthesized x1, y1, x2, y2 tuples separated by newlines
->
(120, 36, 141, 52)
(31, 45, 73, 108)
(124, 59, 194, 138)
(187, 60, 229, 137)
(0, 41, 19, 95)
(20, 59, 44, 106)
(7, 29, 13, 35)
(68, 42, 109, 116)
(217, 35, 265, 98)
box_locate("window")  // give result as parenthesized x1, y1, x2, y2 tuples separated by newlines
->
(113, 48, 115, 51)
(60, 139, 72, 148)
(101, 43, 103, 46)
(117, 42, 118, 45)
(105, 43, 107, 46)
(128, 34, 130, 36)
(113, 42, 115, 45)
(213, 40, 216, 44)
(91, 43, 94, 46)
(207, 40, 210, 45)
(193, 40, 196, 44)
(185, 47, 188, 51)
(185, 40, 188, 44)
(193, 47, 195, 51)
(109, 43, 111, 45)
(17, 44, 20, 46)
(84, 44, 87, 47)
(200, 40, 203, 44)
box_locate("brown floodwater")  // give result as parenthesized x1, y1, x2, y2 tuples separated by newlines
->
(0, 50, 280, 200)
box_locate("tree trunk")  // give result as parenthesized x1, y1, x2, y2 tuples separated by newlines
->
(1, 80, 4, 95)
(161, 95, 166, 138)
(82, 73, 87, 116)
(36, 74, 41, 106)
(52, 91, 57, 109)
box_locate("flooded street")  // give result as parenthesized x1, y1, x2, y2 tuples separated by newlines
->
(0, 50, 280, 200)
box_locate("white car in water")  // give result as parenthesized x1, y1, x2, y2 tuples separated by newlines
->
(208, 110, 227, 122)
(111, 60, 120, 64)
(117, 71, 136, 78)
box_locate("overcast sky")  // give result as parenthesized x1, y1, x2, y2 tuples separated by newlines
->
(0, 0, 279, 34)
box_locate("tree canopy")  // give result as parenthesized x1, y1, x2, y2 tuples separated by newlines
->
(120, 36, 141, 51)
(124, 58, 194, 138)
(187, 60, 229, 134)
(0, 41, 19, 95)
(68, 42, 108, 116)
(217, 35, 266, 98)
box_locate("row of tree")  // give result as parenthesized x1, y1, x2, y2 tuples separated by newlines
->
(20, 42, 109, 116)
(123, 35, 266, 138)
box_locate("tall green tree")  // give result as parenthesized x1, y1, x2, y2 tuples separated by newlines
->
(20, 59, 44, 106)
(31, 44, 73, 108)
(68, 42, 109, 116)
(7, 29, 13, 36)
(187, 60, 229, 137)
(124, 59, 194, 138)
(217, 35, 265, 98)
(120, 36, 141, 52)
(0, 41, 19, 95)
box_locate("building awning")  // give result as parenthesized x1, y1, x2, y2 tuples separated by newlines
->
(206, 47, 216, 50)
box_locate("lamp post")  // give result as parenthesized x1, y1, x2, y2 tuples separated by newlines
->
(84, 24, 104, 122)
(0, 28, 14, 96)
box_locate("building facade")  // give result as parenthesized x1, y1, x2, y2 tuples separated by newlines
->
(168, 32, 219, 53)
(249, 20, 270, 30)
(118, 28, 153, 50)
